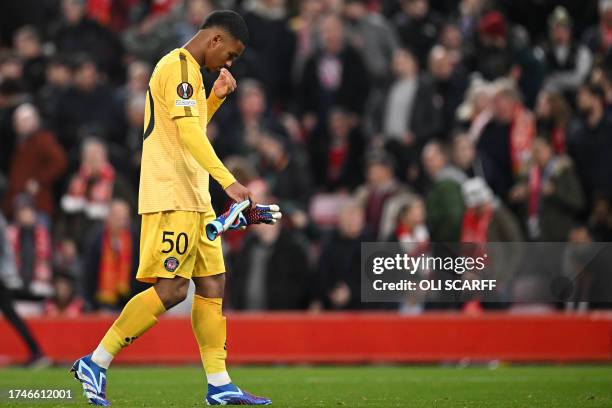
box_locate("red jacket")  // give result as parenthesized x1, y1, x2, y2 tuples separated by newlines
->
(5, 130, 67, 217)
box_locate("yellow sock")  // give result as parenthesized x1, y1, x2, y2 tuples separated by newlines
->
(191, 295, 230, 385)
(92, 287, 166, 368)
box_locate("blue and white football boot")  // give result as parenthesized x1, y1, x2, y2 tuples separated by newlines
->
(206, 383, 271, 405)
(70, 354, 110, 406)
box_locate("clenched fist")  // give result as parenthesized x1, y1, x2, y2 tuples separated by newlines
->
(213, 68, 237, 99)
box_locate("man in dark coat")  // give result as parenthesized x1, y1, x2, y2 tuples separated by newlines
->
(229, 222, 311, 310)
(568, 83, 612, 216)
(298, 13, 370, 130)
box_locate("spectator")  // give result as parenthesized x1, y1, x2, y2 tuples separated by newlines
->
(7, 194, 53, 298)
(392, 197, 429, 314)
(422, 140, 466, 242)
(172, 0, 216, 46)
(354, 151, 413, 240)
(535, 89, 572, 154)
(0, 178, 49, 366)
(121, 7, 177, 64)
(5, 103, 67, 218)
(427, 45, 469, 137)
(0, 80, 28, 174)
(288, 0, 325, 82)
(83, 199, 138, 310)
(230, 215, 311, 310)
(474, 79, 535, 200)
(61, 138, 115, 221)
(380, 47, 439, 181)
(568, 83, 612, 213)
(44, 272, 84, 317)
(241, 0, 296, 108)
(0, 52, 24, 82)
(36, 55, 73, 122)
(53, 237, 82, 287)
(582, 0, 612, 58)
(216, 79, 288, 160)
(391, 196, 429, 247)
(13, 26, 47, 93)
(298, 13, 370, 130)
(50, 0, 123, 80)
(460, 177, 522, 308)
(461, 177, 522, 243)
(439, 22, 464, 65)
(315, 200, 371, 310)
(510, 135, 585, 241)
(455, 0, 486, 44)
(393, 0, 442, 68)
(469, 10, 514, 82)
(589, 196, 612, 241)
(310, 107, 365, 191)
(451, 132, 484, 179)
(343, 0, 399, 85)
(537, 7, 593, 94)
(54, 56, 123, 149)
(123, 93, 146, 185)
(455, 76, 493, 136)
(256, 133, 312, 211)
(468, 10, 544, 106)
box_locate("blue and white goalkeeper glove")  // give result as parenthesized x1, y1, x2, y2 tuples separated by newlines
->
(206, 200, 251, 241)
(206, 201, 283, 241)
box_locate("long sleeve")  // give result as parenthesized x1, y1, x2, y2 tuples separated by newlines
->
(206, 92, 225, 124)
(175, 115, 236, 189)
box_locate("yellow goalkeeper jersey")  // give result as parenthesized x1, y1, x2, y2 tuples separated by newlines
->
(138, 48, 229, 214)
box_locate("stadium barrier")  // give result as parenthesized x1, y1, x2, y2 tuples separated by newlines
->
(1, 312, 612, 364)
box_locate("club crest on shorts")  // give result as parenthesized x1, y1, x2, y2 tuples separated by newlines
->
(164, 256, 180, 272)
(177, 82, 194, 99)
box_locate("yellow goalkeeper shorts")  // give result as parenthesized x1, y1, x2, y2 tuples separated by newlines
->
(136, 210, 225, 283)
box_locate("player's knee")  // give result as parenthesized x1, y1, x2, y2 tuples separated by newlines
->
(155, 277, 190, 308)
(193, 273, 225, 298)
(172, 282, 189, 304)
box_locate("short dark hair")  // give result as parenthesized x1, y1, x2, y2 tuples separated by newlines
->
(201, 10, 249, 45)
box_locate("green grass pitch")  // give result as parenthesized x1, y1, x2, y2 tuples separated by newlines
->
(0, 365, 611, 407)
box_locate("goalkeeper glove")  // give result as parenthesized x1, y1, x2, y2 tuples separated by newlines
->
(205, 202, 283, 241)
(223, 204, 283, 230)
(243, 204, 282, 225)
(205, 200, 250, 241)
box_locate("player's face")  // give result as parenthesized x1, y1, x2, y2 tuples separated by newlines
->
(206, 33, 245, 72)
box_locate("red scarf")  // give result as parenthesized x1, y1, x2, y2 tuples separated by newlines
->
(551, 127, 566, 154)
(509, 105, 535, 176)
(67, 163, 115, 204)
(7, 224, 52, 290)
(327, 142, 347, 182)
(461, 204, 494, 244)
(96, 228, 132, 305)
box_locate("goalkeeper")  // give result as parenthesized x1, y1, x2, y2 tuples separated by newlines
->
(71, 10, 277, 406)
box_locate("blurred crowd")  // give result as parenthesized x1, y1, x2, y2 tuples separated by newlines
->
(1, 0, 612, 318)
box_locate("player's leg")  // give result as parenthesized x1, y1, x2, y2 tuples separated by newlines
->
(91, 277, 188, 368)
(71, 277, 188, 406)
(191, 274, 228, 385)
(191, 210, 271, 405)
(72, 211, 198, 406)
